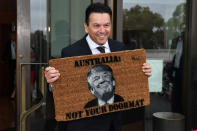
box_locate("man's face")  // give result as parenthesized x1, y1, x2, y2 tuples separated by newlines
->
(84, 13, 111, 45)
(88, 70, 114, 101)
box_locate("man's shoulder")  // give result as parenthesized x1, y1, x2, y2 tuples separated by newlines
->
(84, 98, 97, 108)
(62, 37, 84, 50)
(108, 39, 127, 51)
(109, 39, 124, 46)
(114, 94, 124, 102)
(62, 40, 81, 52)
(61, 36, 89, 57)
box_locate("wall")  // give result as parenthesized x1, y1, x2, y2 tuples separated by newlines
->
(189, 0, 197, 129)
(0, 0, 16, 24)
(0, 0, 16, 96)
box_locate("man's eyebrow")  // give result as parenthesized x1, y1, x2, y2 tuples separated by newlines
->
(92, 76, 100, 80)
(93, 76, 99, 78)
(105, 22, 111, 25)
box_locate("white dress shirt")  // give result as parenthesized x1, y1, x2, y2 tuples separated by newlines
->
(11, 40, 16, 60)
(86, 35, 111, 54)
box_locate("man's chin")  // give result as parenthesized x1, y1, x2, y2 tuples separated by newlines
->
(102, 92, 113, 101)
(97, 39, 107, 45)
(97, 42, 106, 45)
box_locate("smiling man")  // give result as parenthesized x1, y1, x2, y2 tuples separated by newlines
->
(45, 2, 152, 131)
(84, 12, 111, 45)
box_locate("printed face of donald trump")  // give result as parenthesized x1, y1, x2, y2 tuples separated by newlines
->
(87, 65, 115, 102)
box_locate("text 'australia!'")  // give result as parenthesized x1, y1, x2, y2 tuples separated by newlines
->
(75, 56, 121, 67)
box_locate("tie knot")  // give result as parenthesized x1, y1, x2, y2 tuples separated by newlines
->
(97, 46, 105, 53)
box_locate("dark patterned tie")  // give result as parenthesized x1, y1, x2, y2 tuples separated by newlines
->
(96, 46, 105, 53)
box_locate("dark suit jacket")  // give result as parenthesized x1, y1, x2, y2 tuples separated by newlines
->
(2, 40, 16, 64)
(57, 35, 126, 131)
(84, 94, 124, 108)
(61, 35, 126, 57)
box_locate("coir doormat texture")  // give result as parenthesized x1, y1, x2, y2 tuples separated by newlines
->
(49, 49, 150, 121)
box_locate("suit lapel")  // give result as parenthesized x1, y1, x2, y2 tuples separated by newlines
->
(79, 35, 92, 55)
(108, 39, 117, 52)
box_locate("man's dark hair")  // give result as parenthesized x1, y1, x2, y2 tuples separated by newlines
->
(85, 3, 112, 25)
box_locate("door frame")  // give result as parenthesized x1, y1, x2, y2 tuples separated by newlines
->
(16, 0, 30, 130)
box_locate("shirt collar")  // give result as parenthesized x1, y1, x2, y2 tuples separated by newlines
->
(98, 95, 114, 106)
(86, 35, 110, 50)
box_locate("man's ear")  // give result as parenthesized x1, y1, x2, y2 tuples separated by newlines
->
(90, 87, 95, 95)
(113, 80, 115, 86)
(84, 23, 88, 33)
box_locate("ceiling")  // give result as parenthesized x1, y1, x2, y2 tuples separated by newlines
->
(0, 0, 16, 24)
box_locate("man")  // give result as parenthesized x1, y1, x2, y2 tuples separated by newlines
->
(45, 3, 152, 131)
(85, 64, 124, 108)
(2, 32, 16, 97)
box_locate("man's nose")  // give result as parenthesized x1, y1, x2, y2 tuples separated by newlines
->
(98, 77, 105, 84)
(99, 26, 105, 33)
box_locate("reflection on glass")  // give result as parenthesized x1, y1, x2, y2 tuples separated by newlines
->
(27, 1, 48, 130)
(123, 0, 186, 50)
(30, 0, 47, 63)
(123, 0, 187, 126)
(50, 0, 91, 58)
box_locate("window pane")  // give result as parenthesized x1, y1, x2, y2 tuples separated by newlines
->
(50, 0, 91, 58)
(30, 0, 48, 63)
(123, 0, 186, 50)
(123, 0, 187, 130)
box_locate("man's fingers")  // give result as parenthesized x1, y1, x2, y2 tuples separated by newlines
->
(46, 72, 60, 78)
(142, 63, 152, 77)
(45, 66, 52, 72)
(142, 63, 151, 71)
(45, 67, 59, 75)
(44, 66, 60, 83)
(145, 72, 152, 77)
(143, 68, 152, 73)
(45, 73, 60, 83)
(47, 75, 60, 83)
(142, 63, 151, 69)
(48, 69, 59, 74)
(45, 66, 56, 72)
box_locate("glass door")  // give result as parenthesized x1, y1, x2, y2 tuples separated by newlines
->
(16, 0, 48, 130)
(120, 0, 187, 131)
(16, 0, 91, 130)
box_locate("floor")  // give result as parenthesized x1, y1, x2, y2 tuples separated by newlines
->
(0, 96, 16, 131)
(145, 93, 171, 131)
(0, 93, 172, 131)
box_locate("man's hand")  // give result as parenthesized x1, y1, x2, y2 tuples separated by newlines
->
(44, 66, 60, 83)
(142, 63, 152, 77)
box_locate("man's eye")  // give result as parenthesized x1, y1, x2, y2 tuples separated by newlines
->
(93, 76, 100, 81)
(104, 75, 110, 78)
(93, 25, 100, 28)
(104, 24, 110, 28)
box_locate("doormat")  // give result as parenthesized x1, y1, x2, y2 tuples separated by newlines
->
(49, 49, 150, 121)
